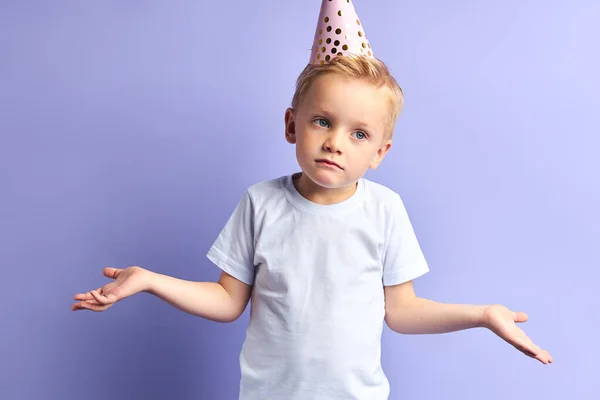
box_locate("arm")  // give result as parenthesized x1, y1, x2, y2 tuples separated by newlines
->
(147, 270, 252, 323)
(383, 281, 488, 334)
(383, 281, 553, 364)
(73, 267, 252, 323)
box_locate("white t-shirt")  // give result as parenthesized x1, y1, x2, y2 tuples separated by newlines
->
(207, 173, 429, 400)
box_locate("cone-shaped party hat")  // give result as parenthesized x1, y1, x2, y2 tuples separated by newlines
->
(310, 0, 373, 65)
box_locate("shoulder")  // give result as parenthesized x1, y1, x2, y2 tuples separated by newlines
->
(362, 178, 399, 199)
(360, 178, 418, 237)
(245, 175, 287, 201)
(247, 175, 285, 193)
(237, 175, 291, 218)
(361, 178, 405, 212)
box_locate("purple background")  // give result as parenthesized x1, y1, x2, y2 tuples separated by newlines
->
(1, 1, 598, 399)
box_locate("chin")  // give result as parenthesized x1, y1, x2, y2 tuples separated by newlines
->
(304, 168, 354, 189)
(296, 156, 358, 189)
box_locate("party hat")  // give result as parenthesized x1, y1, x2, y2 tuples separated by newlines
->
(310, 0, 373, 65)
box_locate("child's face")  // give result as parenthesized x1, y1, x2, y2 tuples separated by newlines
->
(285, 73, 392, 191)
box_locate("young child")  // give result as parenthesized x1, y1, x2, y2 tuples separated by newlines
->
(72, 1, 552, 399)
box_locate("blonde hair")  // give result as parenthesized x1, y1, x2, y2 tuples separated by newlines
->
(291, 56, 404, 139)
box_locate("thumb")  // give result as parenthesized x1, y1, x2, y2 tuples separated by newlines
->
(513, 311, 529, 323)
(103, 267, 122, 280)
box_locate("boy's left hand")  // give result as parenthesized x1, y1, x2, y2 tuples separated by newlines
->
(483, 304, 553, 364)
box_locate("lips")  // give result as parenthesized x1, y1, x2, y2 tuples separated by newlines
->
(316, 159, 343, 170)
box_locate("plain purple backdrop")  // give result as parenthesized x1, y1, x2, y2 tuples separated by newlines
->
(1, 1, 598, 399)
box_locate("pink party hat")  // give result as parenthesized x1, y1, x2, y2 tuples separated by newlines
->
(310, 0, 373, 65)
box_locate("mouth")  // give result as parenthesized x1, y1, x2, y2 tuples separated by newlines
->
(315, 159, 343, 170)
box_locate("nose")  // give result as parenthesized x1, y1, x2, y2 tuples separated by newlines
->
(323, 131, 343, 154)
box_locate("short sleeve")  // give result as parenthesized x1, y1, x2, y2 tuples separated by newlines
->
(206, 191, 256, 285)
(382, 193, 429, 286)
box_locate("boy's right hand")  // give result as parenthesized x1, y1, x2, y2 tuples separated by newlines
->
(72, 266, 150, 312)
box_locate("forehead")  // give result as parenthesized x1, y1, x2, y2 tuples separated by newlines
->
(302, 74, 390, 128)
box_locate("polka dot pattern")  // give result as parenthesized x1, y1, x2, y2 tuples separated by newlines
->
(310, 0, 373, 65)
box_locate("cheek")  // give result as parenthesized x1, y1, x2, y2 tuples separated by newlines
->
(295, 135, 311, 157)
(297, 130, 316, 149)
(356, 147, 380, 164)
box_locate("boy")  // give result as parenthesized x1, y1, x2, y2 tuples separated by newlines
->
(72, 1, 552, 399)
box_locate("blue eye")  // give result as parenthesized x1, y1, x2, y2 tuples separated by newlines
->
(315, 118, 329, 128)
(353, 131, 367, 140)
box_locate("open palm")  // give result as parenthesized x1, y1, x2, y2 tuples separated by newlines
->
(483, 304, 552, 364)
(72, 266, 147, 312)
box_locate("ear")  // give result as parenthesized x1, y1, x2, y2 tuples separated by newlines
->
(369, 139, 392, 170)
(284, 107, 297, 144)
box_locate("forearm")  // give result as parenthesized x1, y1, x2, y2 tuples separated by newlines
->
(145, 271, 242, 323)
(386, 297, 489, 334)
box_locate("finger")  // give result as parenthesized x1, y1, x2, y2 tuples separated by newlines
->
(72, 301, 110, 312)
(74, 286, 104, 300)
(98, 288, 119, 304)
(532, 349, 551, 364)
(73, 293, 94, 301)
(536, 350, 552, 364)
(514, 336, 542, 359)
(103, 267, 122, 279)
(90, 289, 109, 304)
(513, 311, 529, 323)
(78, 303, 109, 312)
(541, 349, 552, 364)
(73, 298, 103, 307)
